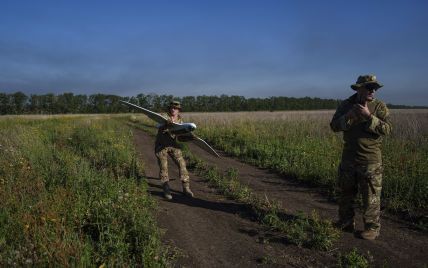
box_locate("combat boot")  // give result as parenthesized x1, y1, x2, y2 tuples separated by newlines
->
(182, 182, 194, 198)
(335, 219, 355, 233)
(360, 228, 379, 240)
(162, 182, 172, 200)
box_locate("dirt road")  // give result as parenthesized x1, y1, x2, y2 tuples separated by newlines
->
(133, 129, 427, 267)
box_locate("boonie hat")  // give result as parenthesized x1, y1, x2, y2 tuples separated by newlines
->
(351, 75, 383, 91)
(168, 101, 182, 110)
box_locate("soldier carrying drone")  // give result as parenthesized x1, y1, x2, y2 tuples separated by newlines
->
(155, 101, 193, 200)
(121, 100, 219, 200)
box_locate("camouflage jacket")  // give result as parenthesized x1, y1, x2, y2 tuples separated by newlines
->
(155, 113, 183, 151)
(330, 93, 392, 164)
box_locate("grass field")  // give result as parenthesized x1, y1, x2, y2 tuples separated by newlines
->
(1, 109, 426, 264)
(181, 110, 428, 222)
(0, 116, 169, 266)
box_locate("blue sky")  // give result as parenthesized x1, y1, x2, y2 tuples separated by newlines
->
(1, 0, 427, 105)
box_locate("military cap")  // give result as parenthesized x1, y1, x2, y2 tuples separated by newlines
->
(168, 101, 182, 110)
(351, 74, 383, 91)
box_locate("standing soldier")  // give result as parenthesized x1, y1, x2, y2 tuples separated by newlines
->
(155, 101, 194, 200)
(330, 75, 392, 240)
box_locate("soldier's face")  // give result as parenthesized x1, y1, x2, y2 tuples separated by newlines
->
(170, 107, 179, 116)
(357, 87, 376, 102)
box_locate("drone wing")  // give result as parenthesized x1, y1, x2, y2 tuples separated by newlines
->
(192, 136, 220, 157)
(178, 133, 220, 157)
(120, 101, 168, 124)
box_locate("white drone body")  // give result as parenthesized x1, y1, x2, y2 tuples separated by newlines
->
(155, 122, 197, 135)
(121, 101, 220, 157)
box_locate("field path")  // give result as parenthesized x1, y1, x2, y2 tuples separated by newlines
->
(133, 129, 428, 267)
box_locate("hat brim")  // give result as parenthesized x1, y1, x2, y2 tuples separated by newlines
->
(351, 81, 383, 91)
(169, 105, 182, 110)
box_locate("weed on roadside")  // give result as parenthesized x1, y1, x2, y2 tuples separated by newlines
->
(0, 117, 170, 266)
(337, 248, 371, 268)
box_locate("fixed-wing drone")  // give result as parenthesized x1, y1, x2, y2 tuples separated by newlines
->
(120, 101, 220, 157)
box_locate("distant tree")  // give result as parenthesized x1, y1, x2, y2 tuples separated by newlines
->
(29, 94, 41, 113)
(1, 91, 420, 115)
(136, 93, 149, 108)
(88, 94, 104, 113)
(0, 93, 10, 114)
(11, 92, 28, 114)
(74, 94, 88, 113)
(56, 93, 75, 113)
(181, 96, 196, 112)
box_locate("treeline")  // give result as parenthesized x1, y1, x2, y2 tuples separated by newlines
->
(0, 92, 424, 115)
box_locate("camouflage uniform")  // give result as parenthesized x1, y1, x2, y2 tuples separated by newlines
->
(155, 113, 190, 184)
(330, 75, 392, 234)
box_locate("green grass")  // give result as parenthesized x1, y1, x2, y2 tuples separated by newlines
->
(0, 117, 170, 266)
(337, 248, 371, 268)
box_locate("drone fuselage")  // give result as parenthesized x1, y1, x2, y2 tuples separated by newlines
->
(156, 122, 197, 135)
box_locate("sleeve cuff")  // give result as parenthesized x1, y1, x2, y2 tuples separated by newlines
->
(366, 115, 380, 132)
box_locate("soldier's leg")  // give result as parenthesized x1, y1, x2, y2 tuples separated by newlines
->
(169, 148, 193, 197)
(156, 148, 172, 200)
(156, 148, 170, 183)
(169, 148, 190, 183)
(359, 163, 382, 239)
(337, 162, 358, 230)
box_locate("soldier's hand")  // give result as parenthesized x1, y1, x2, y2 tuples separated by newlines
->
(355, 103, 371, 119)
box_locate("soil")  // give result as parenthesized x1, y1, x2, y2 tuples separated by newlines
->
(133, 129, 428, 267)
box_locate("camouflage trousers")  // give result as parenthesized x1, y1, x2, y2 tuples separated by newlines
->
(155, 147, 190, 183)
(338, 161, 383, 231)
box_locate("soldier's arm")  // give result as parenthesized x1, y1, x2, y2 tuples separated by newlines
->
(366, 103, 392, 136)
(330, 101, 353, 132)
(159, 113, 173, 132)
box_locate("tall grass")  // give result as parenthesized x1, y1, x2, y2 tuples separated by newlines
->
(184, 110, 428, 219)
(0, 117, 169, 266)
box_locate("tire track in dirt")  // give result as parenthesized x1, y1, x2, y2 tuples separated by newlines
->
(133, 129, 427, 267)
